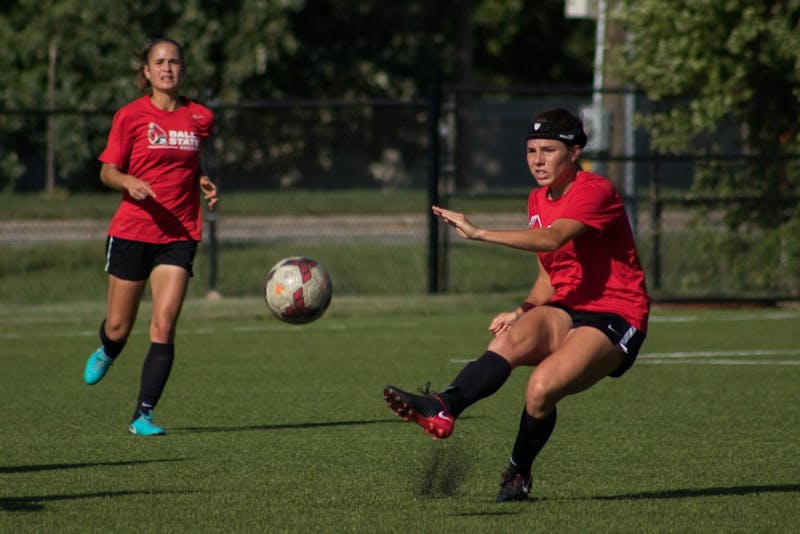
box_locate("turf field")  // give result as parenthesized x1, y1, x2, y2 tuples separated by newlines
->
(1, 295, 799, 532)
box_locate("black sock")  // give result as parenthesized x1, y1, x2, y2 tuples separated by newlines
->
(439, 351, 512, 417)
(133, 342, 174, 420)
(510, 407, 557, 475)
(99, 319, 126, 359)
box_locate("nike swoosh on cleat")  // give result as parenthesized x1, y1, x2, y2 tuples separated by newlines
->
(437, 411, 454, 422)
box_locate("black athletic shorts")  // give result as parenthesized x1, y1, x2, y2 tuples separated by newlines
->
(547, 302, 646, 377)
(105, 236, 198, 281)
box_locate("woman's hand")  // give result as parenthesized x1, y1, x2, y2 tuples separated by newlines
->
(122, 175, 156, 201)
(199, 175, 218, 211)
(488, 310, 520, 335)
(101, 163, 155, 201)
(432, 205, 482, 239)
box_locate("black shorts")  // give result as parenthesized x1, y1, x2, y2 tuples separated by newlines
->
(548, 302, 646, 377)
(105, 237, 197, 281)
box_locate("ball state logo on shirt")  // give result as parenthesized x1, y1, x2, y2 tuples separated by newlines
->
(147, 122, 201, 151)
(148, 122, 168, 146)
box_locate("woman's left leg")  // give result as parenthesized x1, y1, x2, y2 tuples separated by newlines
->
(130, 265, 189, 433)
(498, 327, 623, 501)
(525, 326, 623, 418)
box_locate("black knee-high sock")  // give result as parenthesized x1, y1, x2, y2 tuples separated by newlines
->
(439, 351, 512, 417)
(133, 342, 174, 419)
(510, 407, 557, 475)
(99, 319, 126, 359)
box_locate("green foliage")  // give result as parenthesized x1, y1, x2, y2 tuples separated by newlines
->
(1, 1, 594, 191)
(0, 0, 302, 190)
(612, 0, 800, 228)
(637, 213, 800, 298)
(614, 0, 800, 144)
(473, 0, 595, 85)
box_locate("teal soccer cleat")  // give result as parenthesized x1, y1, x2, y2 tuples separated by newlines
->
(83, 347, 113, 385)
(129, 410, 166, 436)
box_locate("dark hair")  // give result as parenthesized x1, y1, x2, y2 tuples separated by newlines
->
(134, 37, 185, 92)
(526, 108, 587, 148)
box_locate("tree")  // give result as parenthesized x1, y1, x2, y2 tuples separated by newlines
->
(0, 0, 595, 192)
(0, 0, 303, 191)
(612, 0, 800, 228)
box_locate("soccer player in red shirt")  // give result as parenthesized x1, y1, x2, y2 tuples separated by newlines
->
(385, 108, 650, 502)
(82, 38, 218, 436)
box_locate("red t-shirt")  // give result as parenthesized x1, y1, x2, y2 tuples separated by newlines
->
(99, 96, 213, 243)
(528, 171, 650, 331)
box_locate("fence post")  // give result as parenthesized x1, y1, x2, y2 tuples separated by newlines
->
(207, 210, 219, 297)
(204, 114, 220, 299)
(649, 156, 662, 290)
(427, 84, 442, 294)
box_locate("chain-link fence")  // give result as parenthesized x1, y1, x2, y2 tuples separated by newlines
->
(3, 86, 800, 302)
(432, 86, 800, 301)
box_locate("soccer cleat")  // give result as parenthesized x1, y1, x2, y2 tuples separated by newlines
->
(128, 410, 166, 436)
(495, 462, 532, 503)
(83, 347, 113, 385)
(383, 383, 455, 440)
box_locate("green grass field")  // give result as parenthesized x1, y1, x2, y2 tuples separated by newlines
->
(2, 295, 799, 532)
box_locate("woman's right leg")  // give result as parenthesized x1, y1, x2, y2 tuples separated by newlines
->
(384, 306, 572, 439)
(105, 274, 146, 342)
(83, 275, 145, 385)
(441, 305, 573, 413)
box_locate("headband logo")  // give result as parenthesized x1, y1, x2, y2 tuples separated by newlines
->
(526, 119, 585, 147)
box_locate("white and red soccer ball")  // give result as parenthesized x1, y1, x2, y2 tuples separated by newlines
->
(264, 257, 333, 324)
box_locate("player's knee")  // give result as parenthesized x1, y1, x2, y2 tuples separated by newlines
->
(488, 330, 535, 366)
(105, 319, 132, 341)
(149, 321, 175, 343)
(525, 376, 556, 416)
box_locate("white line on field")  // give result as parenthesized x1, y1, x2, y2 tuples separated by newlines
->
(639, 359, 800, 366)
(640, 349, 800, 358)
(0, 322, 351, 340)
(650, 312, 800, 323)
(450, 348, 800, 367)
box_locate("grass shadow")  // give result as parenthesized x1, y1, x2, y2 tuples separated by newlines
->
(1, 489, 193, 513)
(453, 510, 521, 517)
(176, 418, 391, 433)
(0, 458, 187, 475)
(177, 415, 479, 434)
(588, 483, 800, 501)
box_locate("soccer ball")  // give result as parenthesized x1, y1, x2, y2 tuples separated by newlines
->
(264, 257, 333, 324)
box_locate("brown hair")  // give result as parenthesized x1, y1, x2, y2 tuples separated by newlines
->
(133, 38, 185, 92)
